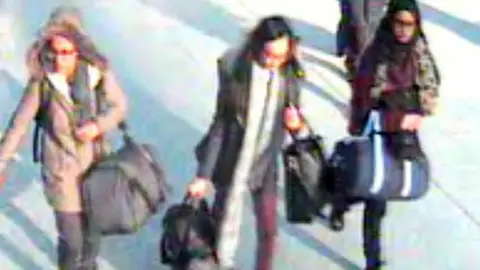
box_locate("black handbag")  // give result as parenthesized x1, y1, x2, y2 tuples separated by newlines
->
(82, 123, 169, 235)
(385, 131, 424, 159)
(282, 127, 328, 223)
(160, 194, 217, 266)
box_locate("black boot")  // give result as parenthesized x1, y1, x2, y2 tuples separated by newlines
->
(365, 259, 386, 270)
(329, 193, 352, 232)
(328, 208, 345, 231)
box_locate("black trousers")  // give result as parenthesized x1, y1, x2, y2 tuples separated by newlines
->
(54, 211, 101, 270)
(362, 199, 386, 266)
(333, 196, 387, 267)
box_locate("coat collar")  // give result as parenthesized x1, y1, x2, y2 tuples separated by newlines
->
(223, 50, 303, 127)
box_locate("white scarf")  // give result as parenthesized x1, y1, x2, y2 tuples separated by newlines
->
(217, 62, 281, 268)
(45, 65, 101, 105)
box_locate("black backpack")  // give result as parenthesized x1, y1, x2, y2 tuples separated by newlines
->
(160, 195, 217, 266)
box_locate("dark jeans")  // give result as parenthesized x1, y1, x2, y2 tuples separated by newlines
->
(54, 211, 101, 270)
(212, 169, 277, 270)
(333, 196, 387, 267)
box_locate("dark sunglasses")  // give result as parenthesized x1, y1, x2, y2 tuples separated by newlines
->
(53, 48, 77, 56)
(262, 49, 288, 60)
(394, 18, 416, 27)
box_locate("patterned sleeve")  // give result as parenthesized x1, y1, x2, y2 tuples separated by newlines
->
(370, 61, 390, 100)
(415, 38, 440, 115)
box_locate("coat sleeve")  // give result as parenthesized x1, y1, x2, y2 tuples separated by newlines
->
(350, 60, 405, 134)
(94, 69, 128, 133)
(349, 67, 376, 135)
(0, 79, 41, 163)
(194, 59, 230, 179)
(415, 38, 440, 115)
(286, 75, 309, 136)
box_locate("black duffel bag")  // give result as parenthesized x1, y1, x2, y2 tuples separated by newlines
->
(330, 111, 430, 201)
(160, 194, 217, 268)
(282, 131, 328, 224)
(82, 123, 169, 235)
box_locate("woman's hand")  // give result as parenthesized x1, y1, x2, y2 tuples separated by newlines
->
(284, 106, 304, 132)
(188, 177, 214, 198)
(0, 161, 7, 189)
(75, 121, 100, 142)
(401, 114, 423, 131)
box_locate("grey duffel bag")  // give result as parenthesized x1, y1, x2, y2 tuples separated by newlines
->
(82, 123, 169, 235)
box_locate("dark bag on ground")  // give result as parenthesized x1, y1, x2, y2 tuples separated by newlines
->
(330, 111, 430, 201)
(160, 195, 217, 268)
(82, 123, 169, 235)
(282, 133, 328, 223)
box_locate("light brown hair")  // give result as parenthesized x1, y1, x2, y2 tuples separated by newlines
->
(26, 7, 108, 80)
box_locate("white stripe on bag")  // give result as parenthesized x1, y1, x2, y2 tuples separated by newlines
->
(370, 132, 385, 194)
(401, 160, 413, 197)
(365, 111, 385, 195)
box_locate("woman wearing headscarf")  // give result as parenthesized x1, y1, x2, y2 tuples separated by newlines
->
(331, 0, 440, 269)
(0, 7, 127, 270)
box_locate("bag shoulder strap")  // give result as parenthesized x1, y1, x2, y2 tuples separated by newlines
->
(32, 79, 51, 163)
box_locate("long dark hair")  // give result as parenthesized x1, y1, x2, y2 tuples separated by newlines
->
(233, 15, 304, 80)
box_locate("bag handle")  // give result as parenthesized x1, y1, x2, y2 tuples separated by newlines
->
(116, 161, 158, 213)
(284, 78, 316, 141)
(362, 110, 382, 136)
(362, 110, 386, 195)
(182, 192, 209, 212)
(177, 193, 211, 251)
(117, 121, 171, 191)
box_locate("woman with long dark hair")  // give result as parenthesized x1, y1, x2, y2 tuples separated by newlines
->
(0, 7, 127, 270)
(331, 1, 440, 269)
(189, 15, 306, 270)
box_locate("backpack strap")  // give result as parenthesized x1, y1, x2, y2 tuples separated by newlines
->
(32, 64, 105, 163)
(91, 73, 111, 158)
(32, 79, 50, 163)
